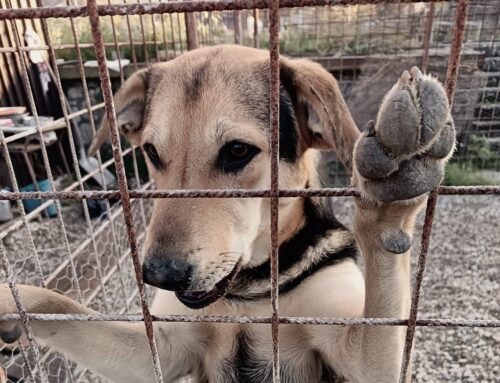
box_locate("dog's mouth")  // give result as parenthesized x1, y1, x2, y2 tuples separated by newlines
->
(175, 261, 241, 309)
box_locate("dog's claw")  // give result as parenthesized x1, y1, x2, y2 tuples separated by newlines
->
(410, 66, 423, 82)
(365, 120, 376, 137)
(381, 230, 412, 254)
(354, 67, 455, 203)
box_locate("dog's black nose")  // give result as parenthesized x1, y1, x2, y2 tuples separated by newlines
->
(142, 254, 192, 291)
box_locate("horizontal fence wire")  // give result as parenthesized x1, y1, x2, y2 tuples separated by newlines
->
(0, 186, 499, 200)
(0, 0, 440, 20)
(0, 313, 499, 327)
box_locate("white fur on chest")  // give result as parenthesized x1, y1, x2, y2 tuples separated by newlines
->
(150, 260, 365, 381)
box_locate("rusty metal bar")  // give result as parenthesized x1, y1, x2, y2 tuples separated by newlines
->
(399, 1, 470, 382)
(86, 1, 164, 381)
(1, 185, 499, 201)
(268, 0, 280, 380)
(0, 0, 446, 20)
(97, 0, 144, 312)
(0, 313, 498, 328)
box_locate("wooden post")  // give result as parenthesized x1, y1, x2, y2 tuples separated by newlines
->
(185, 13, 198, 50)
(421, 2, 436, 73)
(253, 9, 260, 48)
(233, 10, 242, 44)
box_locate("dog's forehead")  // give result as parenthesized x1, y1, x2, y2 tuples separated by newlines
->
(142, 46, 271, 140)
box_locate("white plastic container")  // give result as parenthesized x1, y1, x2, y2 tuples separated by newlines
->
(0, 190, 13, 222)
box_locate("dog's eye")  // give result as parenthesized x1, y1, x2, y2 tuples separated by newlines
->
(217, 140, 260, 174)
(143, 143, 161, 168)
(230, 142, 249, 158)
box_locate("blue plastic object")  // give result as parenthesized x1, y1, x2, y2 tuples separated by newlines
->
(21, 179, 57, 217)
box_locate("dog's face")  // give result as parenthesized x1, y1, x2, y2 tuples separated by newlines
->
(91, 45, 356, 309)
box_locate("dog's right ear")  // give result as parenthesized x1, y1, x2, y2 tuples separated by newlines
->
(88, 69, 149, 155)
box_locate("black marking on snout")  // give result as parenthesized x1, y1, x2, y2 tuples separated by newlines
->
(0, 324, 22, 344)
(142, 254, 192, 291)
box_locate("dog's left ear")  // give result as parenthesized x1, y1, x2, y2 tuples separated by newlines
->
(283, 59, 360, 170)
(88, 69, 149, 155)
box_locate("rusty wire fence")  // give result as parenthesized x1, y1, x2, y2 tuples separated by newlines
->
(0, 0, 499, 382)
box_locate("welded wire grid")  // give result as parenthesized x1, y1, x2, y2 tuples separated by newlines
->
(0, 0, 499, 383)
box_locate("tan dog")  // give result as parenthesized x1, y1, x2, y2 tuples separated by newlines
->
(0, 45, 455, 382)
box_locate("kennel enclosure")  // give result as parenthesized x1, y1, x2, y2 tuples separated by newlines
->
(0, 0, 499, 382)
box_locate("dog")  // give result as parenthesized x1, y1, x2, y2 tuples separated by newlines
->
(0, 45, 455, 383)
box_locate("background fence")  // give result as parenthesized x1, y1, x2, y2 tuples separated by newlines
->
(0, 0, 499, 382)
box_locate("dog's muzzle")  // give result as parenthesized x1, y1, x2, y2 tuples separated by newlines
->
(142, 253, 241, 309)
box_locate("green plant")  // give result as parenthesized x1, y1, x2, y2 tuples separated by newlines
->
(444, 134, 500, 186)
(444, 163, 495, 186)
(467, 134, 496, 165)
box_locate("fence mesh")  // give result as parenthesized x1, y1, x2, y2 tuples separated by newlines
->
(0, 0, 499, 382)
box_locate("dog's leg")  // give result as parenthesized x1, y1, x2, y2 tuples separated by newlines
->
(338, 68, 455, 382)
(0, 284, 193, 382)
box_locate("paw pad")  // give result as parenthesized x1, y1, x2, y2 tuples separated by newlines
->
(381, 229, 412, 254)
(354, 67, 455, 202)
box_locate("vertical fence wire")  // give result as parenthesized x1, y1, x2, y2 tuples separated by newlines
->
(0, 131, 45, 288)
(2, 2, 87, 379)
(86, 1, 164, 381)
(268, 0, 280, 381)
(398, 1, 471, 382)
(5, 0, 85, 307)
(37, 3, 112, 314)
(64, 1, 133, 314)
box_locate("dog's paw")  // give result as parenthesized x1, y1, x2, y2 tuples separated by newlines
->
(354, 67, 455, 203)
(0, 285, 23, 345)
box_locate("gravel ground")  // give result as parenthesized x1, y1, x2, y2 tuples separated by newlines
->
(334, 195, 500, 382)
(1, 195, 499, 382)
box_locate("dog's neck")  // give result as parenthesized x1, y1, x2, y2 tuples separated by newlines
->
(227, 172, 357, 301)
